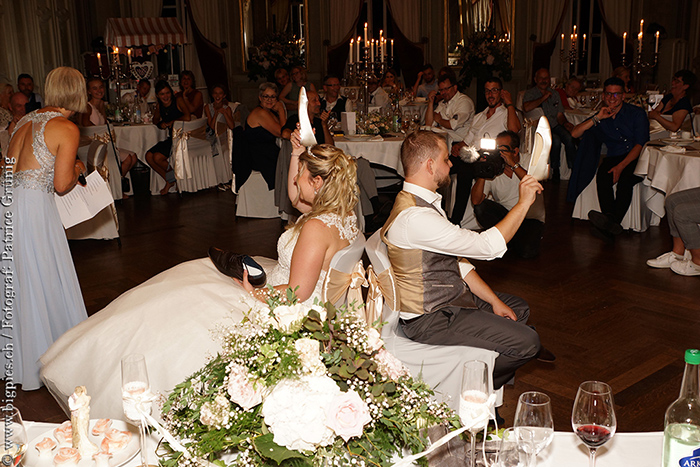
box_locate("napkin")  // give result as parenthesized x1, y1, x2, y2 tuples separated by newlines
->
(370, 135, 384, 142)
(661, 145, 686, 153)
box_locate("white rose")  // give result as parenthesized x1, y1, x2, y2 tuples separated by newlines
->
(227, 364, 264, 411)
(295, 338, 326, 376)
(309, 304, 327, 322)
(273, 304, 308, 333)
(262, 376, 340, 452)
(366, 327, 384, 352)
(325, 390, 372, 442)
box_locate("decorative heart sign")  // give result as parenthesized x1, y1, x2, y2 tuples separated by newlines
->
(131, 61, 154, 80)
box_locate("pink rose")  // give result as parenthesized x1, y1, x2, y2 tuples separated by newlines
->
(227, 363, 264, 411)
(375, 349, 409, 381)
(325, 391, 371, 442)
(366, 327, 383, 352)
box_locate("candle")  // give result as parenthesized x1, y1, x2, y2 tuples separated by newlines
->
(638, 32, 643, 54)
(622, 32, 627, 54)
(583, 34, 586, 51)
(97, 52, 101, 63)
(357, 36, 361, 62)
(561, 33, 565, 51)
(655, 31, 659, 53)
(370, 39, 374, 62)
(127, 48, 132, 65)
(382, 38, 385, 60)
(364, 23, 368, 46)
(349, 39, 354, 64)
(390, 39, 394, 58)
(640, 19, 644, 34)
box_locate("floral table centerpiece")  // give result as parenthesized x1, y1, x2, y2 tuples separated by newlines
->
(457, 28, 512, 89)
(247, 33, 305, 82)
(358, 112, 392, 136)
(159, 291, 456, 467)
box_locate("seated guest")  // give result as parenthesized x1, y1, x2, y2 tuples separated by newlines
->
(647, 187, 700, 276)
(123, 79, 152, 115)
(381, 68, 403, 95)
(7, 92, 28, 134)
(237, 83, 287, 191)
(412, 64, 438, 98)
(145, 80, 191, 195)
(205, 84, 239, 132)
(175, 70, 203, 118)
(0, 84, 12, 129)
(523, 68, 576, 181)
(367, 76, 390, 109)
(79, 78, 138, 187)
(17, 73, 43, 112)
(425, 70, 474, 146)
(320, 74, 352, 121)
(571, 77, 649, 242)
(648, 69, 696, 133)
(613, 66, 633, 94)
(279, 66, 316, 116)
(381, 130, 545, 390)
(557, 77, 583, 110)
(282, 90, 333, 145)
(274, 68, 290, 91)
(471, 131, 544, 258)
(449, 78, 521, 225)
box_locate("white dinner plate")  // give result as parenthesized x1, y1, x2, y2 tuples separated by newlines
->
(24, 420, 139, 467)
(344, 135, 374, 142)
(661, 138, 695, 146)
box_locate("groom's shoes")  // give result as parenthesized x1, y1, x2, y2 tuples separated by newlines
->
(208, 247, 267, 288)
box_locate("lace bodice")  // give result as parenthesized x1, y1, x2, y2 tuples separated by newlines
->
(8, 111, 64, 193)
(267, 212, 359, 305)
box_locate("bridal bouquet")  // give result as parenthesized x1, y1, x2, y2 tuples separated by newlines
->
(159, 291, 456, 467)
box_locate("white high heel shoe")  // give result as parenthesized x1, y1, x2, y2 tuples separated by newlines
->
(527, 116, 552, 181)
(298, 87, 318, 147)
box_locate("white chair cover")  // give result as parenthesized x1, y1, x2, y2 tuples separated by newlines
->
(236, 171, 280, 218)
(78, 125, 123, 200)
(322, 234, 367, 310)
(169, 118, 218, 193)
(364, 231, 502, 413)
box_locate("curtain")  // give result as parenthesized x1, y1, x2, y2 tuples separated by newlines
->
(597, 0, 633, 70)
(184, 0, 228, 98)
(386, 0, 420, 42)
(270, 0, 290, 34)
(0, 0, 81, 93)
(495, 0, 513, 38)
(535, 0, 569, 43)
(328, 0, 363, 45)
(119, 0, 162, 18)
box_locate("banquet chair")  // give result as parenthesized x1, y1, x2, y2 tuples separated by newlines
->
(210, 102, 242, 186)
(235, 134, 281, 219)
(364, 231, 501, 413)
(151, 118, 217, 194)
(322, 234, 367, 309)
(78, 125, 124, 200)
(66, 141, 120, 241)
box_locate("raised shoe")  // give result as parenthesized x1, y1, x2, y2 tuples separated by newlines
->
(208, 247, 267, 287)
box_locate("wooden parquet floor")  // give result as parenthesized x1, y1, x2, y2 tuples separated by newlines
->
(11, 180, 700, 433)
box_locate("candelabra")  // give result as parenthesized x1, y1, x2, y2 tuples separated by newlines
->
(559, 29, 586, 65)
(621, 21, 660, 80)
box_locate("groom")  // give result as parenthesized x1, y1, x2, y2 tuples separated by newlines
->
(380, 130, 545, 388)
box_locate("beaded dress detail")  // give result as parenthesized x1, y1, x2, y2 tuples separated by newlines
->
(9, 111, 64, 193)
(267, 212, 358, 305)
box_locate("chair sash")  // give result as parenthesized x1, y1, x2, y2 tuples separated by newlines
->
(323, 261, 366, 313)
(171, 126, 193, 180)
(365, 265, 397, 330)
(80, 129, 117, 148)
(87, 140, 110, 182)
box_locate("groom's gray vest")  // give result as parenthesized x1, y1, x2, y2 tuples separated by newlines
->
(380, 191, 477, 316)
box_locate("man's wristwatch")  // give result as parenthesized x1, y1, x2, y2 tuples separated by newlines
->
(503, 103, 512, 108)
(592, 116, 601, 126)
(509, 163, 521, 171)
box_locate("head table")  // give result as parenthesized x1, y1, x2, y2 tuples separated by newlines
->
(24, 420, 662, 466)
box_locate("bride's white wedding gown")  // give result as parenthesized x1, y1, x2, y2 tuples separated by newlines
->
(40, 213, 358, 418)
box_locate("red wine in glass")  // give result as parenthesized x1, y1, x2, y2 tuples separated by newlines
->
(576, 425, 613, 448)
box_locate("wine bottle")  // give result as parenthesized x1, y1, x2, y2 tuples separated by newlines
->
(662, 349, 700, 467)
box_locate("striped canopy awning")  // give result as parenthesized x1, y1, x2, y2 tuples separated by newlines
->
(104, 17, 187, 47)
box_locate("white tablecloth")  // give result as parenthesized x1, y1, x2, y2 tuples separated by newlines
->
(24, 422, 663, 467)
(112, 123, 167, 161)
(634, 142, 700, 218)
(336, 135, 405, 176)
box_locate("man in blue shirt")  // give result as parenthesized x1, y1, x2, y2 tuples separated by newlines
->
(523, 68, 577, 181)
(571, 77, 649, 240)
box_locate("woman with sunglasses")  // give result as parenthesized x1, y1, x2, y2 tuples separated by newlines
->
(239, 82, 287, 191)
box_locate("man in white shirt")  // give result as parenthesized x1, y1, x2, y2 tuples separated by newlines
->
(367, 76, 390, 109)
(471, 131, 545, 259)
(425, 72, 474, 146)
(380, 130, 546, 389)
(449, 77, 521, 224)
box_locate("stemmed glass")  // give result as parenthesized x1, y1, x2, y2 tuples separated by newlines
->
(460, 360, 492, 467)
(514, 391, 554, 459)
(571, 381, 617, 467)
(121, 354, 153, 467)
(496, 428, 535, 467)
(1, 407, 27, 467)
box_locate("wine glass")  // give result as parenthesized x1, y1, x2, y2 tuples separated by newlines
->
(496, 428, 535, 467)
(460, 360, 492, 467)
(514, 391, 554, 459)
(1, 407, 27, 467)
(571, 381, 616, 467)
(121, 353, 153, 467)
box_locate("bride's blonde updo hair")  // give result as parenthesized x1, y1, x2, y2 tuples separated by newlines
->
(293, 144, 358, 232)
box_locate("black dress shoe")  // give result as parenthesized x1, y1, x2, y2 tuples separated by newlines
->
(208, 247, 266, 287)
(588, 210, 623, 236)
(536, 347, 557, 362)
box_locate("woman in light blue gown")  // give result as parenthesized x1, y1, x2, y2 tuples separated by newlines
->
(1, 67, 89, 390)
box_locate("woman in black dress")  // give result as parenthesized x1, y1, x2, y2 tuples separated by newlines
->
(145, 80, 190, 195)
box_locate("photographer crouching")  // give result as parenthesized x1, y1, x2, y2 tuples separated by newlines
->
(471, 130, 545, 259)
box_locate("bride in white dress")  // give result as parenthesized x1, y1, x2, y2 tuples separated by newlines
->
(40, 131, 360, 418)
